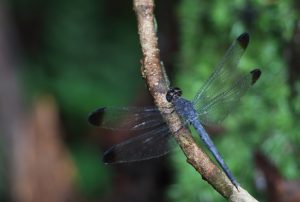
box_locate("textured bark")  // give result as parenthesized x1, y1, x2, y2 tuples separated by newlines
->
(133, 0, 258, 201)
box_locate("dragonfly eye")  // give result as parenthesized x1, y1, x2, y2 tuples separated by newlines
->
(166, 87, 183, 102)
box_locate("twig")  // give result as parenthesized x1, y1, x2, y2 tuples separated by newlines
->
(133, 0, 258, 201)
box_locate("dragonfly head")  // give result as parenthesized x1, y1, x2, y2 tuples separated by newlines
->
(166, 87, 182, 102)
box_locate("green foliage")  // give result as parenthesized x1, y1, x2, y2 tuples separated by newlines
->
(71, 142, 112, 198)
(18, 0, 142, 199)
(22, 0, 142, 132)
(168, 0, 300, 201)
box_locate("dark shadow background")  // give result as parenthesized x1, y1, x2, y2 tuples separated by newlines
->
(0, 0, 300, 201)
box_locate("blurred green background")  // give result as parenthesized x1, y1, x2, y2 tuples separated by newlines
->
(1, 0, 300, 201)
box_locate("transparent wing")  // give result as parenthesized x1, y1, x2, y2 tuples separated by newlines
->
(102, 124, 174, 163)
(88, 106, 165, 130)
(197, 69, 261, 125)
(192, 33, 257, 124)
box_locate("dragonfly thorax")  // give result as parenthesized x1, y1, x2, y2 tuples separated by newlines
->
(166, 87, 182, 102)
(172, 97, 197, 122)
(166, 87, 197, 121)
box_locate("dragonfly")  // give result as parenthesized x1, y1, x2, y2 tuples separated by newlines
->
(88, 33, 261, 189)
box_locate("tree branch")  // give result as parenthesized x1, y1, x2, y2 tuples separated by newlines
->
(133, 0, 258, 201)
